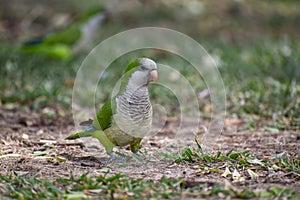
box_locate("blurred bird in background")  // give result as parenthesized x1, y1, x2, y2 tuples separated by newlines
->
(21, 6, 110, 61)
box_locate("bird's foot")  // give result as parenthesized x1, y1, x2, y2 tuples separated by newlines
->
(133, 150, 143, 157)
(131, 150, 145, 162)
(105, 152, 127, 165)
(105, 152, 117, 165)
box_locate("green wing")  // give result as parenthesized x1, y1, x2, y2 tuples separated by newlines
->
(93, 99, 115, 130)
(44, 25, 81, 46)
(65, 99, 115, 140)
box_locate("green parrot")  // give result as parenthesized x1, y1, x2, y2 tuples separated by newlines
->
(21, 6, 109, 60)
(66, 58, 158, 160)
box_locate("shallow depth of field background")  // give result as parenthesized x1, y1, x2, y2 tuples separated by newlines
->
(0, 0, 299, 199)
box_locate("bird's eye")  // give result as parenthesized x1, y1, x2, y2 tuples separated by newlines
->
(140, 65, 147, 70)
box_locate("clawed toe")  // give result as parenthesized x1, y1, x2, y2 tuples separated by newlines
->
(105, 152, 116, 165)
(105, 152, 127, 165)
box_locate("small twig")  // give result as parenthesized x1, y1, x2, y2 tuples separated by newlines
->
(23, 140, 85, 147)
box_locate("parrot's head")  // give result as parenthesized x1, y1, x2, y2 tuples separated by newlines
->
(124, 58, 158, 89)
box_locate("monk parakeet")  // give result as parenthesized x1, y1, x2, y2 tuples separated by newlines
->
(21, 6, 109, 60)
(66, 58, 158, 160)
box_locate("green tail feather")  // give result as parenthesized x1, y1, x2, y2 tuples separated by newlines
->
(65, 130, 93, 140)
(65, 129, 116, 154)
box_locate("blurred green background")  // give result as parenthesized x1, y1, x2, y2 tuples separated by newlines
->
(0, 0, 299, 128)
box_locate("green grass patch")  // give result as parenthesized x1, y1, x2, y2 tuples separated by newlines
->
(1, 39, 299, 125)
(1, 166, 298, 200)
(176, 139, 300, 175)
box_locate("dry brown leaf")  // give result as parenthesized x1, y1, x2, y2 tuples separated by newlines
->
(225, 118, 244, 126)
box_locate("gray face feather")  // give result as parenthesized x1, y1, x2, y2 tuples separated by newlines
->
(140, 58, 157, 71)
(127, 58, 158, 90)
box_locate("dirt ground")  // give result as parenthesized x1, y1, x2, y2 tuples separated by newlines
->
(0, 106, 299, 196)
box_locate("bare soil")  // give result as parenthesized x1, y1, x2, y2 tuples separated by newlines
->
(0, 106, 299, 196)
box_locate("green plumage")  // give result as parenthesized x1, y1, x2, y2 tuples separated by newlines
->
(66, 58, 158, 159)
(93, 100, 115, 130)
(21, 43, 72, 60)
(43, 26, 81, 46)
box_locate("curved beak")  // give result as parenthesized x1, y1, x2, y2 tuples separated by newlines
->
(149, 69, 158, 82)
